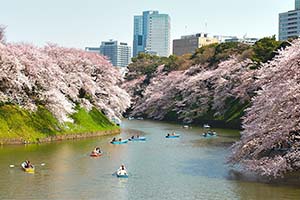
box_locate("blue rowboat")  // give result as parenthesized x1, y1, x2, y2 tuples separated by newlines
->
(117, 173, 129, 178)
(165, 134, 180, 138)
(202, 133, 217, 138)
(111, 140, 128, 144)
(128, 137, 146, 141)
(116, 170, 128, 178)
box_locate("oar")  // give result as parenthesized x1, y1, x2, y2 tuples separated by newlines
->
(9, 163, 46, 168)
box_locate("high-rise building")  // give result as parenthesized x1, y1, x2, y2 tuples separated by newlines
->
(100, 40, 131, 67)
(86, 41, 131, 67)
(296, 0, 300, 10)
(133, 10, 171, 57)
(133, 16, 144, 57)
(173, 33, 219, 56)
(279, 0, 300, 41)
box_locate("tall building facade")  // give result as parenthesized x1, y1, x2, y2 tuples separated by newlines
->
(133, 10, 171, 57)
(296, 0, 300, 10)
(133, 16, 144, 57)
(173, 33, 219, 56)
(99, 40, 131, 67)
(279, 0, 300, 41)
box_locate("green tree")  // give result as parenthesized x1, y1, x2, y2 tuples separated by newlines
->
(251, 36, 283, 63)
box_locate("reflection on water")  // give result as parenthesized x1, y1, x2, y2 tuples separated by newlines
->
(0, 120, 300, 200)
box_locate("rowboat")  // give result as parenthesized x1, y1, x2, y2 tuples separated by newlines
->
(128, 137, 146, 141)
(165, 134, 180, 138)
(90, 152, 102, 157)
(116, 170, 128, 178)
(21, 162, 35, 173)
(202, 132, 217, 137)
(111, 140, 128, 144)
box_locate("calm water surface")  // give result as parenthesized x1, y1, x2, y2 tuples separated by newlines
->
(0, 120, 300, 200)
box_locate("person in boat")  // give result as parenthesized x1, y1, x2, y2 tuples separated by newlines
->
(117, 164, 127, 175)
(171, 131, 176, 136)
(118, 164, 126, 171)
(118, 138, 122, 142)
(111, 137, 116, 142)
(167, 133, 170, 137)
(129, 135, 135, 141)
(24, 160, 29, 168)
(136, 134, 140, 138)
(92, 147, 100, 154)
(95, 147, 101, 154)
(25, 160, 33, 168)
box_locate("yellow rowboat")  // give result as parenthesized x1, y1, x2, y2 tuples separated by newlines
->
(21, 162, 35, 173)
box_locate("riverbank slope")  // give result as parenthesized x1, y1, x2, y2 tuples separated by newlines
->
(123, 37, 287, 129)
(0, 40, 130, 145)
(0, 105, 119, 145)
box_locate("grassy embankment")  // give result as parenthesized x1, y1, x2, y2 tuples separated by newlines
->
(0, 104, 119, 144)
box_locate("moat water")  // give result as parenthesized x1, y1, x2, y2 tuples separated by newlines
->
(0, 120, 300, 200)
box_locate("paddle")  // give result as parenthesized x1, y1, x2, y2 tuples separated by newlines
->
(9, 163, 46, 168)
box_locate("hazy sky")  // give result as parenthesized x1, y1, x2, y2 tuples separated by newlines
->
(0, 0, 294, 49)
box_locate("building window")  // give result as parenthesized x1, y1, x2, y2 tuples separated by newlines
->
(288, 17, 298, 21)
(138, 35, 143, 45)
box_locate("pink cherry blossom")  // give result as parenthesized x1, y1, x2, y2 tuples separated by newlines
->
(229, 40, 300, 177)
(125, 57, 256, 124)
(0, 42, 131, 123)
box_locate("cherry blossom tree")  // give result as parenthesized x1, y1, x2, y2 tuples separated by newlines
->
(229, 40, 300, 177)
(124, 39, 300, 177)
(0, 42, 131, 123)
(130, 67, 184, 120)
(125, 57, 256, 124)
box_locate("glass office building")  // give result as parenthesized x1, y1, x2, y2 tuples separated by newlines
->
(133, 16, 144, 57)
(296, 0, 300, 10)
(133, 10, 171, 57)
(279, 0, 300, 41)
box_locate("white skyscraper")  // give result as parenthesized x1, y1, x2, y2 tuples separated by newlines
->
(100, 40, 131, 67)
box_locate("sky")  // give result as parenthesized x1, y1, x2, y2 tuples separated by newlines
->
(0, 0, 294, 49)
